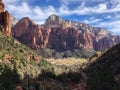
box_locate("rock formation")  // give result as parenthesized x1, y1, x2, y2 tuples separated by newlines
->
(12, 17, 51, 49)
(12, 14, 120, 51)
(0, 0, 11, 36)
(0, 0, 4, 13)
(10, 16, 18, 27)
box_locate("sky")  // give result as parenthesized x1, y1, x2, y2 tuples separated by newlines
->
(4, 0, 120, 34)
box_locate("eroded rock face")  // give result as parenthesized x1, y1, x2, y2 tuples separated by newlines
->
(12, 14, 120, 51)
(12, 17, 51, 49)
(44, 14, 69, 29)
(0, 0, 4, 13)
(0, 0, 11, 36)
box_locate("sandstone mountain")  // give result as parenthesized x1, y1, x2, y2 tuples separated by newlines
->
(12, 14, 120, 53)
(0, 0, 11, 36)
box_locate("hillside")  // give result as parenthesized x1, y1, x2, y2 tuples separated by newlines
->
(85, 43, 120, 90)
(0, 14, 119, 90)
(0, 28, 55, 90)
(0, 30, 81, 90)
(0, 0, 120, 90)
(5, 39, 119, 90)
(19, 41, 120, 90)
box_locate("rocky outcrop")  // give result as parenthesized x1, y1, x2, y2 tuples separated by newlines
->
(0, 0, 4, 13)
(12, 14, 120, 51)
(44, 14, 69, 29)
(0, 0, 11, 36)
(10, 16, 18, 27)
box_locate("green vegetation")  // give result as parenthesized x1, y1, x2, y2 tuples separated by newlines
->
(86, 43, 120, 90)
(0, 30, 58, 89)
(0, 32, 39, 61)
(0, 26, 120, 90)
(0, 30, 86, 89)
(39, 48, 96, 59)
(0, 64, 20, 90)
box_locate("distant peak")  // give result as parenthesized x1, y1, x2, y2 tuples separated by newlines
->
(19, 17, 35, 25)
(22, 17, 30, 20)
(49, 14, 58, 17)
(48, 14, 63, 22)
(49, 14, 59, 17)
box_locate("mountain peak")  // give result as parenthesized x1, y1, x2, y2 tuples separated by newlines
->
(19, 17, 35, 25)
(46, 14, 63, 24)
(48, 14, 62, 21)
(44, 14, 70, 28)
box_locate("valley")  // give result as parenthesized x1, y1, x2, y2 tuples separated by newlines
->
(0, 0, 120, 90)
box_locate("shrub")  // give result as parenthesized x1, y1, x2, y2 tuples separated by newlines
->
(0, 64, 20, 90)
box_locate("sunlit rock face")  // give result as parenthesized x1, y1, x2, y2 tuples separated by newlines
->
(12, 14, 120, 51)
(0, 0, 11, 36)
(0, 0, 4, 13)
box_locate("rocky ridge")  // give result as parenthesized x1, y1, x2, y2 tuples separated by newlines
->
(12, 14, 120, 52)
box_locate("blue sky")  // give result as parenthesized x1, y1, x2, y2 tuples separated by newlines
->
(4, 0, 120, 34)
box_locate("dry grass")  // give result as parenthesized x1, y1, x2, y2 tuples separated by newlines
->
(46, 58, 89, 75)
(47, 58, 88, 67)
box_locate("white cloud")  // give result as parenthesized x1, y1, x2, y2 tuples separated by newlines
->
(59, 2, 120, 15)
(4, 1, 56, 24)
(60, 0, 105, 6)
(4, 0, 17, 3)
(83, 18, 103, 24)
(111, 0, 120, 4)
(60, 0, 82, 6)
(3, 0, 120, 34)
(105, 15, 112, 19)
(4, 0, 120, 24)
(97, 3, 107, 10)
(95, 20, 120, 34)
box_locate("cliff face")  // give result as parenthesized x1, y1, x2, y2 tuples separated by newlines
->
(0, 0, 4, 13)
(12, 17, 51, 49)
(0, 0, 11, 36)
(12, 14, 120, 51)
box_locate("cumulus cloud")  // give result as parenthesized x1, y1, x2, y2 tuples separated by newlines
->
(105, 15, 112, 19)
(4, 0, 56, 24)
(4, 0, 120, 23)
(3, 0, 120, 34)
(95, 20, 120, 34)
(60, 0, 105, 6)
(83, 18, 103, 24)
(59, 2, 120, 15)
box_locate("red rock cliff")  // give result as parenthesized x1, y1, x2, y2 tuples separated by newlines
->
(0, 0, 11, 36)
(12, 14, 120, 51)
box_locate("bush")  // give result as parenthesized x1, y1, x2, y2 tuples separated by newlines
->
(40, 69, 56, 79)
(57, 72, 82, 84)
(0, 64, 20, 90)
(38, 59, 55, 78)
(23, 79, 41, 90)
